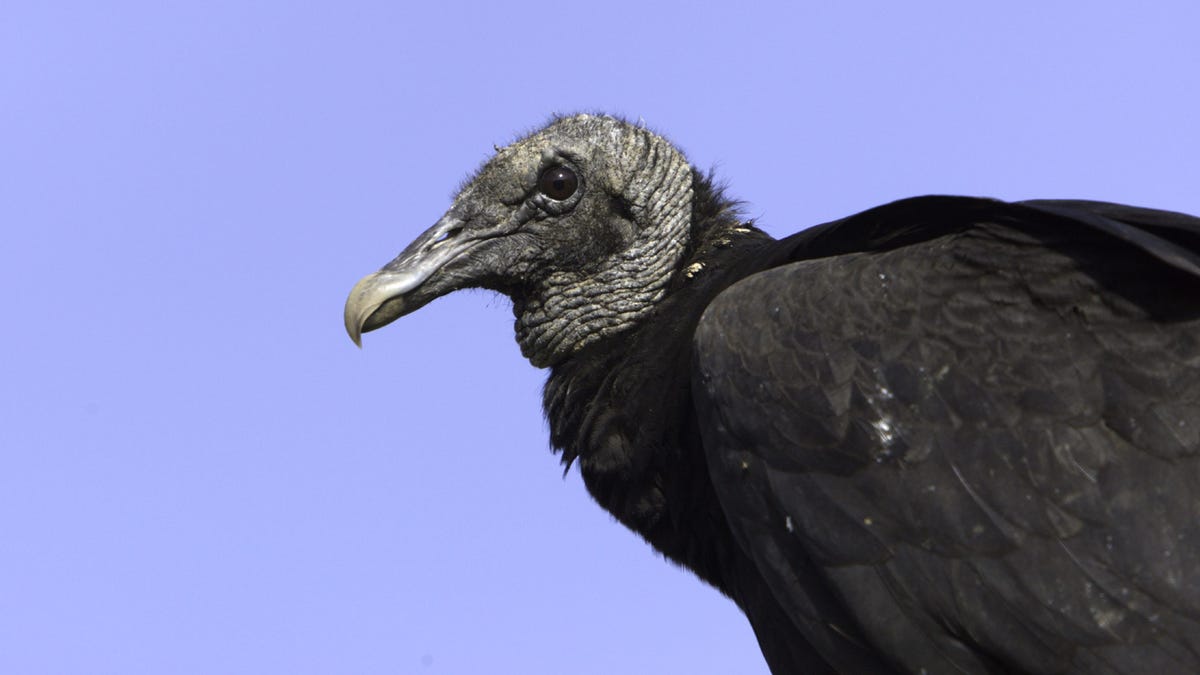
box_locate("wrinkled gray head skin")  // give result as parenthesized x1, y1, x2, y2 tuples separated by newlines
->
(345, 114, 694, 367)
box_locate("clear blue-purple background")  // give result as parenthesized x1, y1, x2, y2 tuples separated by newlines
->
(3, 3, 1198, 673)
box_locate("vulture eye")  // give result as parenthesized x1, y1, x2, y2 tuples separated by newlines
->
(537, 165, 578, 201)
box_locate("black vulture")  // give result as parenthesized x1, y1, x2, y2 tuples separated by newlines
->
(344, 114, 1200, 674)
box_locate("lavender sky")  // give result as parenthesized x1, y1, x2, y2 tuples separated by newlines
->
(3, 2, 1198, 673)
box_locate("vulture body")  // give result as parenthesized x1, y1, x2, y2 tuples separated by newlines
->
(345, 114, 1200, 674)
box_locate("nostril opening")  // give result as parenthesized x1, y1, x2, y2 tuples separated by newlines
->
(431, 227, 463, 247)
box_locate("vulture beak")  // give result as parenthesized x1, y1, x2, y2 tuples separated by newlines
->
(344, 215, 477, 346)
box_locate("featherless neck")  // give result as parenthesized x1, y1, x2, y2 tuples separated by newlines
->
(514, 132, 694, 368)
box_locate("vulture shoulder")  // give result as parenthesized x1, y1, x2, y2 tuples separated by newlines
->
(692, 197, 1200, 673)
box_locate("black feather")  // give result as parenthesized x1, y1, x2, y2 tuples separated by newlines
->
(547, 176, 1200, 673)
(352, 115, 1200, 674)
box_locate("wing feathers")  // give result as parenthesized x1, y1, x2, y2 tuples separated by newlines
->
(694, 206, 1200, 672)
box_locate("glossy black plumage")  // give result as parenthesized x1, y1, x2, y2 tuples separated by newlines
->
(692, 197, 1200, 673)
(548, 193, 1200, 673)
(345, 116, 1200, 674)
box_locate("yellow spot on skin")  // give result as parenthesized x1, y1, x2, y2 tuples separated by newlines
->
(863, 517, 873, 525)
(684, 262, 704, 278)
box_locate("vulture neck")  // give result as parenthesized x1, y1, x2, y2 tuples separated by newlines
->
(514, 150, 694, 369)
(540, 173, 775, 591)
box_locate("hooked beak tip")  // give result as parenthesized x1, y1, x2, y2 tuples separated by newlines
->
(344, 270, 417, 347)
(344, 215, 480, 347)
(344, 272, 382, 347)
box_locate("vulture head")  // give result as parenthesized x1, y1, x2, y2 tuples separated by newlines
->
(344, 114, 695, 367)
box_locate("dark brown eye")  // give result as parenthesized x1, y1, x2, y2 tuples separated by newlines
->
(537, 165, 578, 201)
